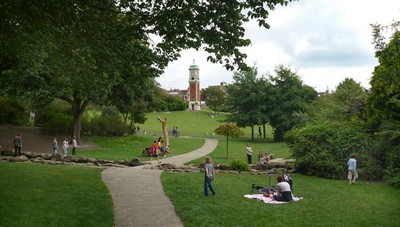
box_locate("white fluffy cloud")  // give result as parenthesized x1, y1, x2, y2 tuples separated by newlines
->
(157, 0, 400, 92)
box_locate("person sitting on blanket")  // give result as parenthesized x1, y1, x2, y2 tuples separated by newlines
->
(264, 175, 293, 202)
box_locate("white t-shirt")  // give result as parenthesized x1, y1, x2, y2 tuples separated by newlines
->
(246, 146, 253, 155)
(277, 181, 291, 192)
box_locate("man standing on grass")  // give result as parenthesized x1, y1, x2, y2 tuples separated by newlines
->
(347, 154, 358, 184)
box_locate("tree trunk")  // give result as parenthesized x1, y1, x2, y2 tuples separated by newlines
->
(226, 133, 229, 159)
(251, 125, 254, 141)
(71, 99, 88, 145)
(263, 124, 266, 139)
(157, 117, 169, 149)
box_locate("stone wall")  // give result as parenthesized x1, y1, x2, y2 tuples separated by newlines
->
(0, 150, 142, 168)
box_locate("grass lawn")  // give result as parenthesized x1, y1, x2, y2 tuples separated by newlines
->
(79, 135, 205, 161)
(0, 162, 113, 227)
(3, 110, 398, 226)
(138, 110, 275, 140)
(188, 139, 291, 165)
(162, 172, 400, 227)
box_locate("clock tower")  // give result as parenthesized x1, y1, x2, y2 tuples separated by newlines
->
(188, 60, 201, 111)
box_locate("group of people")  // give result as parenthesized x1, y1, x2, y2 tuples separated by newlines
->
(245, 144, 270, 165)
(150, 137, 170, 164)
(12, 133, 78, 158)
(172, 126, 179, 138)
(52, 136, 77, 157)
(203, 156, 291, 201)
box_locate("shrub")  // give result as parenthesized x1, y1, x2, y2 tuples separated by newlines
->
(0, 96, 29, 125)
(229, 159, 250, 172)
(87, 106, 128, 136)
(374, 121, 400, 188)
(88, 115, 128, 136)
(40, 112, 73, 135)
(291, 122, 379, 180)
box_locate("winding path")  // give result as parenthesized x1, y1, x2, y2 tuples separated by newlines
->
(102, 139, 218, 227)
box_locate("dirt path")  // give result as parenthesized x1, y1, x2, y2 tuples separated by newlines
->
(0, 124, 99, 153)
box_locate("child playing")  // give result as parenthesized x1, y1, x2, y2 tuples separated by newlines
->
(150, 140, 161, 164)
(204, 156, 216, 196)
(53, 138, 59, 155)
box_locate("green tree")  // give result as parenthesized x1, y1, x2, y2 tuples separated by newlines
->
(368, 29, 400, 127)
(214, 123, 245, 159)
(226, 67, 268, 140)
(290, 78, 379, 182)
(267, 65, 317, 141)
(367, 21, 400, 187)
(203, 86, 226, 112)
(306, 78, 368, 124)
(0, 0, 298, 142)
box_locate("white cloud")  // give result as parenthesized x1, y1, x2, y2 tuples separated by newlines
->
(157, 0, 400, 92)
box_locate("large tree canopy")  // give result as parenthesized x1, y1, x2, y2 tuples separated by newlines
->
(266, 65, 317, 140)
(0, 0, 297, 141)
(226, 66, 267, 140)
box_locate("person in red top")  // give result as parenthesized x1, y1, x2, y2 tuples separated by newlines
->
(150, 140, 161, 164)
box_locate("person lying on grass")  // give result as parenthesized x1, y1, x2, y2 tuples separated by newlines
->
(263, 175, 293, 202)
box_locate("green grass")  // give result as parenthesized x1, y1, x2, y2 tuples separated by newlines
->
(138, 110, 274, 139)
(162, 172, 400, 227)
(188, 139, 291, 165)
(79, 135, 205, 161)
(0, 162, 113, 227)
(4, 110, 397, 226)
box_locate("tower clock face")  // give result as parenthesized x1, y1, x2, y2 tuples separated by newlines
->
(191, 77, 194, 80)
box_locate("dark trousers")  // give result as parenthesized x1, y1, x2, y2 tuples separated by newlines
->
(14, 147, 21, 157)
(247, 154, 252, 164)
(273, 191, 293, 202)
(72, 147, 76, 156)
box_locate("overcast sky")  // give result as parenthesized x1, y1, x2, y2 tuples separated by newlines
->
(156, 0, 400, 92)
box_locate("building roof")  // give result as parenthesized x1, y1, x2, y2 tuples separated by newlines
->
(188, 59, 199, 70)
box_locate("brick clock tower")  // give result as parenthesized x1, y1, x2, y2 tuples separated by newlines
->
(188, 60, 201, 111)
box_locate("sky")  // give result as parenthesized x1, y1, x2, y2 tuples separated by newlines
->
(156, 0, 400, 92)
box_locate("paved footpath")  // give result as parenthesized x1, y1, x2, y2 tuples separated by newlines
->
(102, 139, 218, 227)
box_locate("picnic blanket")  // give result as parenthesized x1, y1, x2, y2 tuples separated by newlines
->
(244, 194, 303, 204)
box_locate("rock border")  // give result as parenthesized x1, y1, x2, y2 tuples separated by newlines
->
(0, 149, 296, 175)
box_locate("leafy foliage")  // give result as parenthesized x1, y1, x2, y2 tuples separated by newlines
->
(0, 96, 29, 125)
(214, 122, 245, 159)
(0, 0, 298, 142)
(203, 86, 227, 112)
(87, 106, 128, 136)
(226, 66, 268, 140)
(214, 123, 245, 138)
(367, 22, 400, 187)
(267, 65, 317, 140)
(289, 78, 383, 180)
(229, 159, 250, 172)
(290, 122, 379, 180)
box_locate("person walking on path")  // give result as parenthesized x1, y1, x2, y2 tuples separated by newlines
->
(71, 136, 77, 157)
(204, 156, 216, 196)
(13, 133, 22, 157)
(347, 154, 358, 184)
(150, 140, 161, 164)
(246, 143, 253, 164)
(102, 138, 218, 227)
(52, 137, 59, 155)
